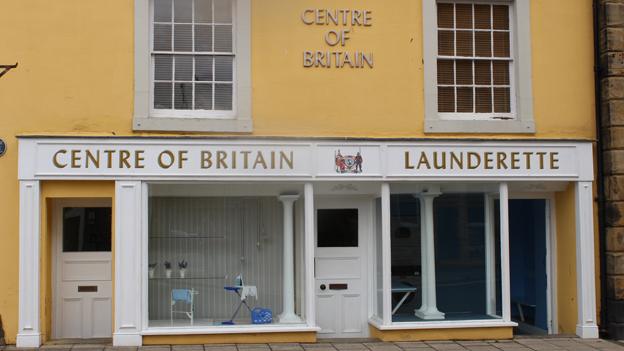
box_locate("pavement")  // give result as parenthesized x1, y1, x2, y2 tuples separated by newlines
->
(2, 338, 624, 351)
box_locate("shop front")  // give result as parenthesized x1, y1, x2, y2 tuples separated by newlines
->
(15, 137, 598, 347)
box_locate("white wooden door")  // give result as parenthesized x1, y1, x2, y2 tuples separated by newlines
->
(53, 202, 113, 339)
(315, 198, 369, 338)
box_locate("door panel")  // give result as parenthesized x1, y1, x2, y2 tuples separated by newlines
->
(54, 204, 113, 340)
(315, 198, 369, 338)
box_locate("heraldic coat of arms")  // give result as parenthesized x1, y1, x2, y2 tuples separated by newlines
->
(335, 150, 363, 174)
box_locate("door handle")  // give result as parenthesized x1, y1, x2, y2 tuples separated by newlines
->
(329, 283, 348, 290)
(78, 286, 98, 293)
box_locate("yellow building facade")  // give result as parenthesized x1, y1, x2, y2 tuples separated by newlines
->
(0, 0, 600, 347)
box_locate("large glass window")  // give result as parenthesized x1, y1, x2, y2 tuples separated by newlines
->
(390, 186, 501, 322)
(147, 194, 288, 327)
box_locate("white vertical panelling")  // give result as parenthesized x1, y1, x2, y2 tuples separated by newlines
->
(17, 181, 41, 348)
(575, 182, 599, 339)
(147, 197, 284, 324)
(114, 181, 143, 346)
(304, 183, 315, 328)
(381, 183, 392, 326)
(499, 183, 511, 323)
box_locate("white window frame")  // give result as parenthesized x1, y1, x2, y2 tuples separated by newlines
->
(134, 0, 252, 132)
(423, 0, 534, 134)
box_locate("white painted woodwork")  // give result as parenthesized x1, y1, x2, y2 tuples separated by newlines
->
(17, 181, 41, 348)
(499, 183, 511, 323)
(278, 194, 302, 324)
(314, 198, 370, 338)
(381, 184, 392, 325)
(415, 188, 444, 320)
(304, 183, 316, 328)
(114, 181, 143, 346)
(575, 181, 599, 339)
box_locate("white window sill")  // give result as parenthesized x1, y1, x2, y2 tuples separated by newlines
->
(368, 317, 517, 330)
(133, 116, 253, 133)
(425, 119, 535, 134)
(142, 324, 319, 335)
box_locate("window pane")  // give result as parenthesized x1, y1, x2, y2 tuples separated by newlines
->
(434, 194, 488, 319)
(148, 194, 289, 327)
(174, 24, 193, 51)
(175, 55, 193, 81)
(456, 60, 472, 85)
(174, 0, 192, 23)
(195, 25, 213, 52)
(493, 31, 510, 57)
(174, 82, 192, 109)
(195, 56, 214, 81)
(438, 31, 454, 56)
(154, 0, 172, 22)
(455, 4, 473, 29)
(437, 59, 454, 85)
(154, 24, 172, 51)
(493, 5, 509, 30)
(437, 3, 454, 29)
(195, 83, 213, 109)
(390, 195, 421, 320)
(475, 60, 491, 85)
(215, 56, 233, 81)
(154, 55, 173, 81)
(494, 87, 511, 113)
(63, 208, 112, 252)
(214, 25, 233, 52)
(214, 0, 232, 23)
(474, 5, 491, 30)
(456, 30, 473, 57)
(492, 61, 510, 85)
(476, 87, 493, 113)
(475, 31, 492, 57)
(317, 209, 358, 247)
(438, 87, 455, 112)
(195, 0, 213, 23)
(154, 82, 173, 109)
(214, 83, 233, 110)
(457, 87, 473, 113)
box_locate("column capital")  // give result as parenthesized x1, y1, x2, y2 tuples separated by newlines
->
(278, 194, 300, 203)
(415, 186, 442, 199)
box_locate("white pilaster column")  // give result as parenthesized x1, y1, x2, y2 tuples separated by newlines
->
(304, 184, 315, 327)
(415, 188, 444, 320)
(278, 194, 302, 324)
(381, 183, 392, 325)
(499, 183, 511, 322)
(17, 181, 41, 348)
(114, 181, 143, 346)
(575, 181, 599, 339)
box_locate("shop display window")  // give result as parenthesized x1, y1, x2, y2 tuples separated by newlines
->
(147, 195, 286, 327)
(390, 188, 502, 322)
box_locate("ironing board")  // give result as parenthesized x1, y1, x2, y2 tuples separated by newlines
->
(222, 285, 257, 325)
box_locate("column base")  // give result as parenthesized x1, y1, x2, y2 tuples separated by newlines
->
(16, 332, 41, 348)
(278, 312, 303, 324)
(415, 308, 445, 320)
(575, 324, 599, 339)
(113, 332, 143, 346)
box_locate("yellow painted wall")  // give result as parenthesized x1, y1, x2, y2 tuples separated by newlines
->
(143, 332, 317, 345)
(556, 184, 579, 334)
(369, 326, 513, 341)
(0, 0, 597, 344)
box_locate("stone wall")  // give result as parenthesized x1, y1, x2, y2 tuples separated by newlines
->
(600, 0, 624, 340)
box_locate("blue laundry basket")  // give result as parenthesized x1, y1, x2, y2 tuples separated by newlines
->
(251, 307, 272, 324)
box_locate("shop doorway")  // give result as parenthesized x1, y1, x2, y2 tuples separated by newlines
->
(508, 199, 552, 335)
(52, 200, 113, 340)
(315, 198, 371, 338)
